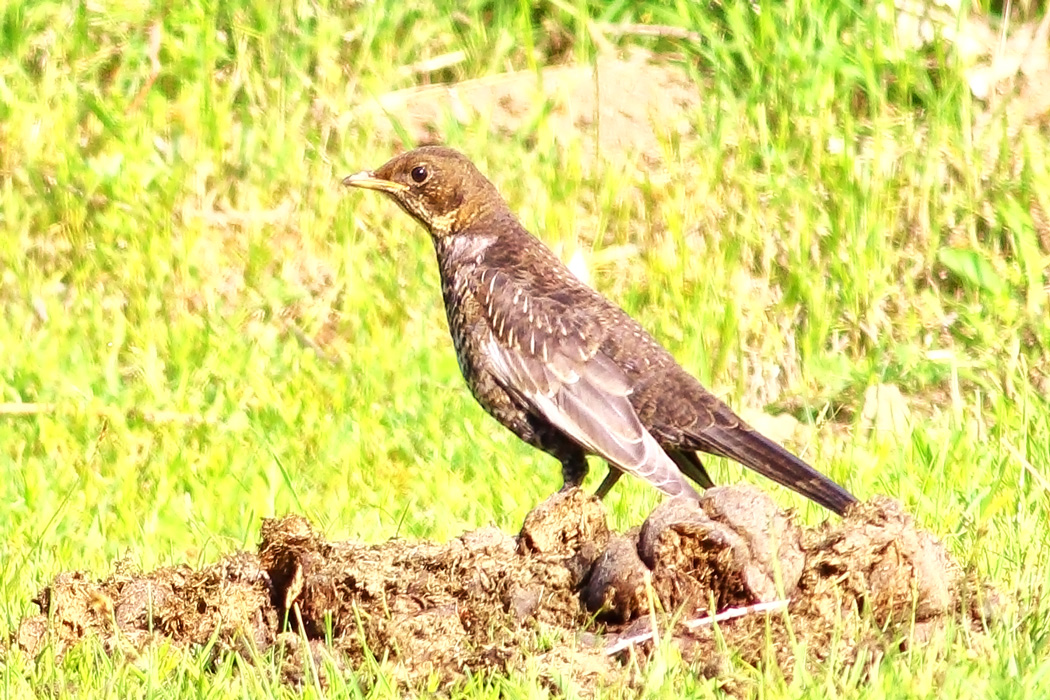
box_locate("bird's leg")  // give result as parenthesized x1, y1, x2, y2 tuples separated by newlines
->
(669, 450, 716, 490)
(558, 451, 590, 492)
(594, 467, 623, 499)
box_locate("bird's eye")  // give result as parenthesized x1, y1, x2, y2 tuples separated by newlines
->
(410, 165, 429, 184)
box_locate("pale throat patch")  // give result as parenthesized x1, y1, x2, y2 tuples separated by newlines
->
(429, 211, 457, 235)
(442, 232, 497, 264)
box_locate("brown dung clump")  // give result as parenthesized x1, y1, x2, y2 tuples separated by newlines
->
(10, 487, 996, 691)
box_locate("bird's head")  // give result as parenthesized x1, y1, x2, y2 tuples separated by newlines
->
(343, 146, 504, 238)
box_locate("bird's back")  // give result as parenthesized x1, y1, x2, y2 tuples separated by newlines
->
(436, 213, 683, 403)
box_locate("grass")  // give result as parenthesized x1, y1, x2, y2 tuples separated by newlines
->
(2, 0, 1049, 697)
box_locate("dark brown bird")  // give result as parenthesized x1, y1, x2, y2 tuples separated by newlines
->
(343, 146, 857, 515)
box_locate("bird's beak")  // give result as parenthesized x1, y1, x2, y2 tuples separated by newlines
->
(341, 171, 408, 194)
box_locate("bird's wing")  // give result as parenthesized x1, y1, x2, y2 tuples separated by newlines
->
(635, 373, 855, 514)
(476, 269, 699, 500)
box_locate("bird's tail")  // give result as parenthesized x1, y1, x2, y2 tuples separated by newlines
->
(699, 420, 857, 516)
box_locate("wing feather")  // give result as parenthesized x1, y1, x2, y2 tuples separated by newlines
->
(484, 333, 699, 499)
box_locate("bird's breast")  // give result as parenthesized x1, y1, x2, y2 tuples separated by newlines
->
(439, 271, 493, 396)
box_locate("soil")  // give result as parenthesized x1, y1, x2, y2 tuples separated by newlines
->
(10, 486, 998, 692)
(362, 47, 701, 165)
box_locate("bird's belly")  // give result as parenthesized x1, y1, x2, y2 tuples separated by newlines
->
(452, 328, 505, 413)
(445, 310, 543, 448)
(444, 300, 506, 403)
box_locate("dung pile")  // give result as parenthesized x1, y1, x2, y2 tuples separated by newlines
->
(11, 486, 995, 690)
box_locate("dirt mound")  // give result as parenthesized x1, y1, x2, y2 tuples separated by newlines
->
(362, 48, 700, 166)
(11, 487, 996, 691)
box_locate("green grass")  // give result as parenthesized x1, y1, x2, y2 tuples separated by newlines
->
(2, 0, 1050, 697)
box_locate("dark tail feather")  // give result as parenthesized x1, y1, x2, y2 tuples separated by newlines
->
(701, 428, 857, 516)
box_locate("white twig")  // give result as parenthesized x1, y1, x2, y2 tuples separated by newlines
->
(0, 403, 55, 415)
(604, 600, 789, 656)
(0, 402, 213, 425)
(399, 51, 466, 76)
(595, 22, 702, 42)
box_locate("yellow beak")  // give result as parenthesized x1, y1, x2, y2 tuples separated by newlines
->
(341, 171, 408, 194)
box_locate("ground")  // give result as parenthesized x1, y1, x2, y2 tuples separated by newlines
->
(12, 487, 996, 694)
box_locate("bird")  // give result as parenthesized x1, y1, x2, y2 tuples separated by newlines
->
(343, 146, 857, 515)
